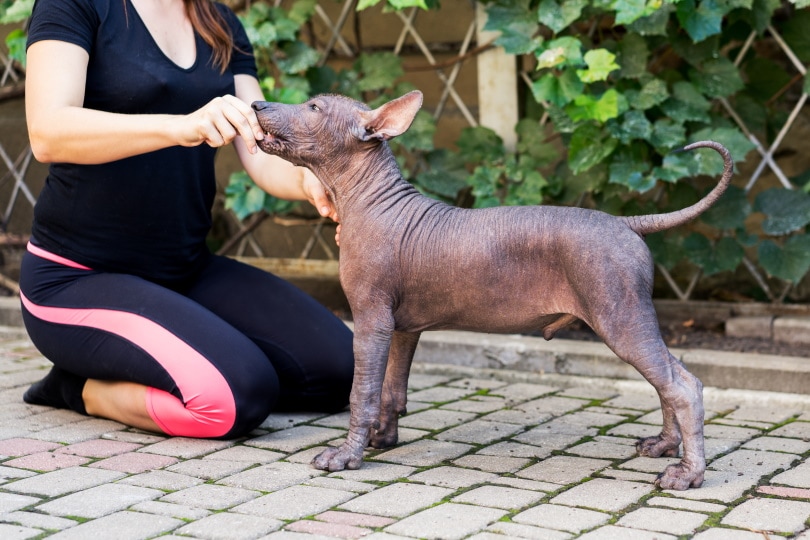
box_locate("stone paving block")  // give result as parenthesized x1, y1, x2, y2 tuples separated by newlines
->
(721, 497, 810, 533)
(706, 418, 773, 430)
(305, 475, 377, 494)
(130, 500, 212, 520)
(512, 503, 610, 533)
(725, 316, 773, 340)
(37, 483, 163, 519)
(616, 507, 708, 535)
(742, 435, 810, 454)
(371, 439, 472, 467)
(757, 484, 810, 499)
(383, 502, 507, 540)
(619, 456, 681, 473)
(88, 450, 179, 473)
(56, 438, 141, 457)
(246, 425, 345, 453)
(599, 468, 658, 484)
(407, 373, 455, 390)
(398, 408, 477, 431)
(0, 492, 40, 513)
(233, 484, 356, 520)
(4, 409, 86, 432)
(217, 461, 323, 492)
(314, 510, 395, 529)
(396, 426, 430, 444)
(44, 510, 181, 540)
(406, 386, 475, 403)
(160, 483, 261, 510)
(408, 466, 497, 489)
(258, 412, 326, 430)
(0, 466, 39, 483)
(692, 529, 772, 540)
(117, 469, 205, 491)
(520, 418, 598, 437)
(435, 419, 523, 445)
(452, 484, 545, 510)
(517, 455, 612, 485)
(607, 422, 660, 439)
(0, 438, 60, 456)
(663, 470, 762, 503)
(704, 437, 742, 460)
(447, 377, 510, 390)
(480, 409, 552, 426)
(167, 458, 251, 480)
(285, 519, 370, 539)
(3, 451, 89, 471)
(511, 430, 585, 451)
(577, 525, 677, 539)
(601, 392, 660, 411)
(702, 423, 761, 440)
(770, 460, 810, 488)
(440, 396, 507, 414)
(485, 521, 573, 540)
(139, 436, 234, 458)
(770, 420, 810, 439)
(339, 483, 454, 518)
(175, 511, 282, 540)
(0, 523, 40, 540)
(550, 478, 654, 512)
(567, 440, 638, 460)
(513, 396, 587, 415)
(103, 431, 166, 445)
(646, 496, 726, 514)
(773, 315, 810, 344)
(708, 448, 798, 476)
(0, 510, 77, 531)
(490, 476, 559, 492)
(311, 411, 351, 429)
(476, 440, 556, 460)
(328, 462, 416, 483)
(33, 417, 127, 444)
(202, 445, 285, 464)
(3, 466, 125, 497)
(726, 405, 801, 424)
(557, 387, 619, 401)
(452, 453, 530, 473)
(490, 383, 559, 403)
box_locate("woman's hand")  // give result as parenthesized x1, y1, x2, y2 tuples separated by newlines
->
(180, 94, 264, 154)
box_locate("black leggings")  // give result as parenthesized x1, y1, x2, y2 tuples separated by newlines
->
(19, 244, 354, 439)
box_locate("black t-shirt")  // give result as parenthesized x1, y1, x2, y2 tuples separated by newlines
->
(27, 0, 257, 288)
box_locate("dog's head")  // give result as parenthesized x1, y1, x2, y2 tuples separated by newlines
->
(252, 91, 423, 175)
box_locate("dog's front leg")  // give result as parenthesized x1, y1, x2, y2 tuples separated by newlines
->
(312, 314, 393, 472)
(371, 331, 421, 449)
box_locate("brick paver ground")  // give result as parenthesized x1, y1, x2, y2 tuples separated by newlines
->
(0, 329, 808, 539)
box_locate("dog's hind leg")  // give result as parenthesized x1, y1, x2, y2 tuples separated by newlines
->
(371, 330, 421, 449)
(594, 310, 705, 490)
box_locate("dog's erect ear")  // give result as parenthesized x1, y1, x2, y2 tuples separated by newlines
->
(354, 91, 423, 142)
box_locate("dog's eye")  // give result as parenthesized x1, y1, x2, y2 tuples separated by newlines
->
(310, 103, 321, 112)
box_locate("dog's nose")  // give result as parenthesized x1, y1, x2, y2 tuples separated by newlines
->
(251, 101, 269, 111)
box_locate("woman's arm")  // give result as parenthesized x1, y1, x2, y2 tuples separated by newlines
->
(25, 40, 264, 165)
(232, 74, 338, 222)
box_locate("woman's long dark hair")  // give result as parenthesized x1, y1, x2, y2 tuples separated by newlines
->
(124, 0, 234, 73)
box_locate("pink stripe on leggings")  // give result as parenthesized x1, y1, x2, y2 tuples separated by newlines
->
(27, 242, 92, 270)
(20, 292, 236, 438)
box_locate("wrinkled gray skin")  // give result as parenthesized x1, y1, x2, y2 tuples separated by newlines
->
(252, 91, 734, 490)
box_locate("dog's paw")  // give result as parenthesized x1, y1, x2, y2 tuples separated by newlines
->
(311, 445, 364, 472)
(654, 462, 704, 490)
(637, 435, 680, 458)
(369, 427, 398, 449)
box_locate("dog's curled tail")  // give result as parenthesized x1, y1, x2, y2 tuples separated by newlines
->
(620, 140, 734, 236)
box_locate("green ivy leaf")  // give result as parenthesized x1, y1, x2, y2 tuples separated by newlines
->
(650, 118, 687, 150)
(485, 1, 542, 55)
(610, 109, 653, 144)
(646, 232, 685, 270)
(357, 0, 384, 10)
(287, 0, 317, 24)
(458, 127, 505, 164)
(394, 110, 436, 152)
(690, 127, 755, 171)
(660, 81, 711, 123)
(631, 78, 669, 110)
(388, 0, 430, 9)
(355, 53, 404, 91)
(275, 41, 320, 74)
(628, 1, 674, 35)
(613, 0, 663, 25)
(652, 151, 699, 183)
(676, 0, 725, 43)
(576, 49, 621, 83)
(5, 28, 26, 67)
(537, 0, 588, 34)
(468, 166, 504, 208)
(609, 144, 655, 192)
(515, 119, 559, 164)
(753, 188, 810, 235)
(617, 32, 649, 79)
(684, 234, 744, 276)
(758, 234, 810, 283)
(781, 10, 810, 63)
(566, 89, 622, 122)
(415, 150, 470, 200)
(0, 0, 32, 23)
(505, 167, 548, 206)
(701, 185, 751, 230)
(569, 123, 618, 173)
(689, 57, 745, 98)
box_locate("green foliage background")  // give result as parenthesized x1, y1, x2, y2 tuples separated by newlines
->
(3, 0, 810, 297)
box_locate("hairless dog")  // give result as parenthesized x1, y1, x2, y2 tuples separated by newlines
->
(252, 90, 734, 490)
